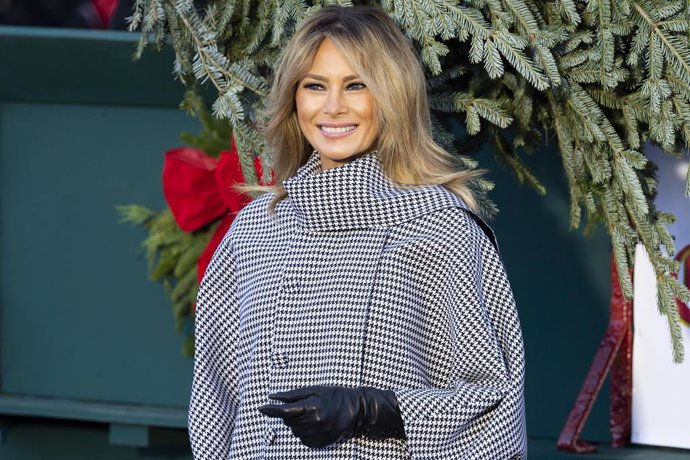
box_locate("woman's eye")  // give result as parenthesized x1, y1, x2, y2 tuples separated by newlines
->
(347, 82, 366, 90)
(303, 82, 324, 90)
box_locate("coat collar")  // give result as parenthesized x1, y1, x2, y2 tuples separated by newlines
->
(282, 151, 470, 232)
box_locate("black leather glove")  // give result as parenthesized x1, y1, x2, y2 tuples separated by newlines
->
(258, 385, 406, 448)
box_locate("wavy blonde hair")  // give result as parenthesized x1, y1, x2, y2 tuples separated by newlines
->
(250, 5, 480, 212)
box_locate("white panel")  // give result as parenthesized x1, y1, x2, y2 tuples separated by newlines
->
(631, 145, 690, 449)
(631, 245, 690, 449)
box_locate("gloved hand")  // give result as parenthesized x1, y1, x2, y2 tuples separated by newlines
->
(258, 385, 406, 448)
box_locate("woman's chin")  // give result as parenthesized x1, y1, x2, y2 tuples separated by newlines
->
(318, 150, 365, 169)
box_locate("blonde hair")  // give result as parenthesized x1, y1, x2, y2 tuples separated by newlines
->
(248, 5, 480, 212)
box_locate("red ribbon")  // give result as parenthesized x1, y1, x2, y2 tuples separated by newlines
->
(92, 0, 118, 26)
(162, 141, 266, 284)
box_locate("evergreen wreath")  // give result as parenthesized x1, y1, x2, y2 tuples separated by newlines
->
(124, 0, 690, 361)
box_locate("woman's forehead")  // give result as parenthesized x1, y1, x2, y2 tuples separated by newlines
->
(301, 38, 364, 79)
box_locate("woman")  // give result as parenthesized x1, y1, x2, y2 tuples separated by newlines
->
(189, 5, 526, 459)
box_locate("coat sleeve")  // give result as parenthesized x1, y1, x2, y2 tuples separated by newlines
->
(393, 216, 527, 460)
(188, 233, 240, 459)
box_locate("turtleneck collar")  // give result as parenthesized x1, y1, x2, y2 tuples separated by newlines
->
(282, 151, 469, 232)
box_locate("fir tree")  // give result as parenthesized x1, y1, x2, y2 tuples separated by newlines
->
(127, 0, 690, 362)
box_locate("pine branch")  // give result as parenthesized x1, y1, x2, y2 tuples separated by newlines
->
(176, 5, 269, 98)
(492, 31, 549, 89)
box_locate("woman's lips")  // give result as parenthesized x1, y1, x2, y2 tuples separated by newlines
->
(318, 124, 358, 138)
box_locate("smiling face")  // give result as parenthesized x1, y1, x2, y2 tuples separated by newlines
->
(295, 38, 379, 170)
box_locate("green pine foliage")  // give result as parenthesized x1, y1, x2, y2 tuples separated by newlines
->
(129, 0, 690, 362)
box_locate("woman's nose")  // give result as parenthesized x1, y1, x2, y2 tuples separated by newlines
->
(323, 89, 347, 115)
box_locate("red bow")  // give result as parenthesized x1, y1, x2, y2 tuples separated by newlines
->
(162, 141, 266, 284)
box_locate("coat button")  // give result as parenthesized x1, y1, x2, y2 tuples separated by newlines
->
(271, 351, 289, 368)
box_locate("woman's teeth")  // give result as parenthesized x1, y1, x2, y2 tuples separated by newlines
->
(321, 125, 356, 133)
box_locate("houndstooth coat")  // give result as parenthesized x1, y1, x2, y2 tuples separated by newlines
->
(189, 151, 527, 459)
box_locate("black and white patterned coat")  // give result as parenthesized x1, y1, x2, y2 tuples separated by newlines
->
(189, 152, 527, 459)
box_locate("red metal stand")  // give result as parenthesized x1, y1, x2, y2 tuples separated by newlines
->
(557, 255, 633, 452)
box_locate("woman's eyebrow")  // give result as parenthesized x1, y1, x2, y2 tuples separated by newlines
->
(304, 74, 327, 81)
(303, 74, 360, 82)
